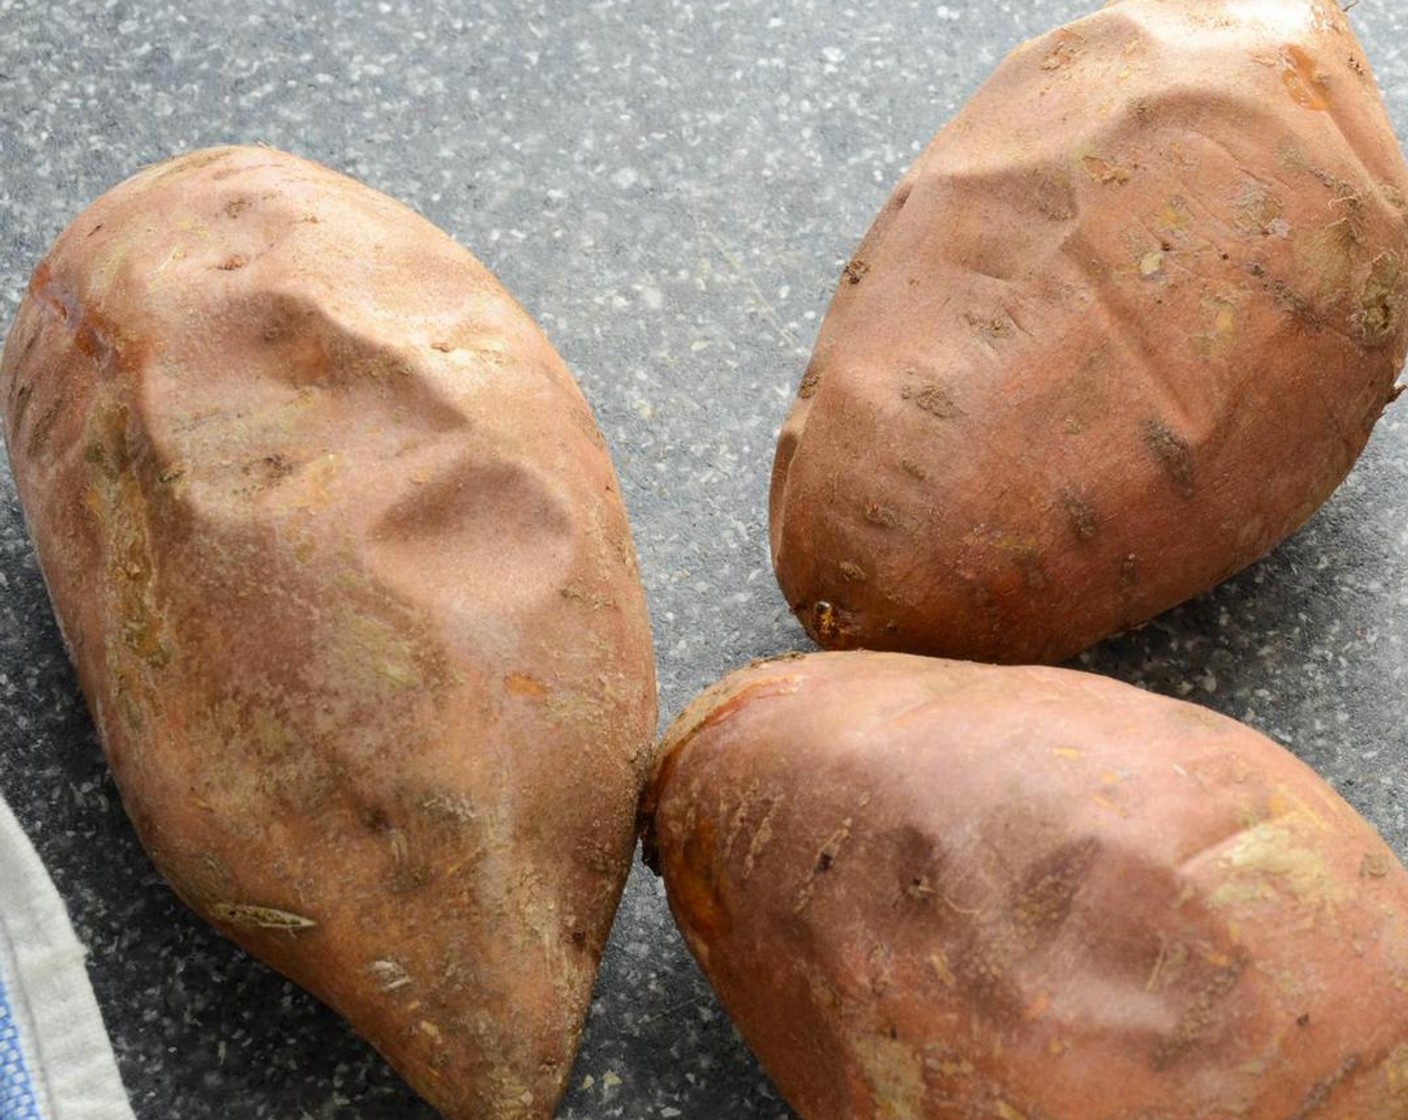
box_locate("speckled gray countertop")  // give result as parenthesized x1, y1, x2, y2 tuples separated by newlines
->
(2, 2, 1407, 1118)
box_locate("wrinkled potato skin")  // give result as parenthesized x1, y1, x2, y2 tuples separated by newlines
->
(0, 147, 657, 1120)
(771, 0, 1408, 663)
(646, 652, 1408, 1120)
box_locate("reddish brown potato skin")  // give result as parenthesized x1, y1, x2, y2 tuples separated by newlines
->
(770, 0, 1408, 664)
(0, 147, 657, 1120)
(646, 652, 1408, 1120)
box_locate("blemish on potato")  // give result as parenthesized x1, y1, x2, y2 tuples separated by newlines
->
(862, 503, 900, 529)
(335, 609, 426, 691)
(1155, 196, 1191, 238)
(210, 901, 318, 931)
(1060, 492, 1099, 542)
(1233, 183, 1285, 237)
(1384, 1045, 1408, 1095)
(926, 1053, 976, 1081)
(416, 792, 483, 833)
(33, 268, 122, 366)
(1290, 1056, 1364, 1118)
(742, 796, 782, 881)
(1034, 170, 1077, 221)
(949, 939, 1021, 1023)
(419, 1020, 444, 1042)
(839, 561, 868, 583)
(852, 1033, 925, 1120)
(797, 368, 821, 399)
(369, 959, 413, 992)
(1039, 31, 1085, 71)
(1012, 836, 1099, 932)
(793, 818, 853, 913)
(905, 874, 936, 901)
(964, 311, 1015, 344)
(899, 380, 961, 420)
(1193, 297, 1239, 362)
(7, 378, 33, 433)
(720, 782, 759, 863)
(926, 948, 960, 989)
(1211, 821, 1343, 913)
(1144, 939, 1191, 995)
(1276, 136, 1311, 174)
(1246, 262, 1324, 331)
(1281, 45, 1330, 111)
(1143, 420, 1196, 499)
(505, 672, 549, 700)
(26, 397, 64, 460)
(560, 582, 616, 610)
(145, 148, 234, 183)
(842, 258, 870, 285)
(243, 451, 295, 488)
(1353, 253, 1403, 347)
(167, 850, 234, 907)
(1082, 155, 1133, 185)
(1017, 549, 1048, 591)
(1151, 954, 1246, 1071)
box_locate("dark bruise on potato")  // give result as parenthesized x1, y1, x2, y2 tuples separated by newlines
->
(770, 0, 1408, 664)
(645, 652, 1408, 1120)
(0, 146, 657, 1120)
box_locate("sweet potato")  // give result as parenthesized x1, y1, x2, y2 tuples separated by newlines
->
(770, 0, 1408, 664)
(0, 146, 657, 1120)
(645, 652, 1408, 1120)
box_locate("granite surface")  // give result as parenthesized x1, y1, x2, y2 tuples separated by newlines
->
(2, 1, 1408, 1117)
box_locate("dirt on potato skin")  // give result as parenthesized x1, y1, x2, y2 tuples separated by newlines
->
(770, 0, 1408, 665)
(646, 651, 1408, 1120)
(0, 146, 658, 1120)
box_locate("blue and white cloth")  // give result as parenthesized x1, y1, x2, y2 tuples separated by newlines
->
(0, 799, 135, 1120)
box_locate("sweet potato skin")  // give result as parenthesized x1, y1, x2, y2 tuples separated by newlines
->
(771, 0, 1408, 664)
(646, 652, 1408, 1120)
(0, 147, 657, 1120)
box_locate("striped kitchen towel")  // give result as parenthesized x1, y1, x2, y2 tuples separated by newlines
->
(0, 797, 135, 1120)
